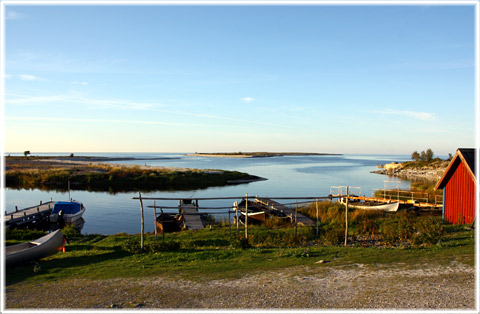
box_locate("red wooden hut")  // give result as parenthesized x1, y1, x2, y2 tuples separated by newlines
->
(435, 148, 477, 224)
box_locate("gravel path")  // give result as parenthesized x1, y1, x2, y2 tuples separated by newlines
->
(5, 261, 475, 310)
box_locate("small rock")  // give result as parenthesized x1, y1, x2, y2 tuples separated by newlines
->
(316, 260, 327, 264)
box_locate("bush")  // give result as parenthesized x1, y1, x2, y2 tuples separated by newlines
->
(411, 217, 444, 246)
(323, 227, 344, 245)
(146, 241, 181, 253)
(122, 239, 142, 254)
(381, 216, 413, 246)
(231, 237, 252, 249)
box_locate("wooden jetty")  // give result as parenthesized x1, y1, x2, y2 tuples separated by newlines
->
(178, 199, 205, 230)
(5, 201, 57, 229)
(254, 197, 315, 226)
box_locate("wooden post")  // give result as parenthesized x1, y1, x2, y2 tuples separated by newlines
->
(154, 201, 157, 241)
(245, 193, 248, 240)
(295, 201, 298, 239)
(315, 198, 319, 238)
(228, 209, 231, 239)
(162, 207, 165, 244)
(138, 192, 145, 252)
(235, 201, 239, 237)
(345, 186, 349, 247)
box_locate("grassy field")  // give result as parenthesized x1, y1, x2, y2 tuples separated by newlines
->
(5, 213, 474, 287)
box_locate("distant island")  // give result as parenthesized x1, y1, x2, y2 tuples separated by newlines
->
(5, 156, 266, 193)
(187, 152, 342, 158)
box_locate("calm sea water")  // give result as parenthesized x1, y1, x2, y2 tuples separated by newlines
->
(4, 153, 412, 235)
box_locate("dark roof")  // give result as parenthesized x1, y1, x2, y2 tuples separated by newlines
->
(459, 148, 476, 176)
(435, 148, 477, 190)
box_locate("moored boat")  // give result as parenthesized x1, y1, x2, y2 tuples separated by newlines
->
(5, 229, 64, 267)
(49, 201, 86, 224)
(155, 213, 184, 233)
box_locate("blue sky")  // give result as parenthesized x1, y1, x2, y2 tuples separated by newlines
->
(3, 4, 476, 155)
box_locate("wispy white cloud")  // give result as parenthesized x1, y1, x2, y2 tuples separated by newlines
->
(243, 97, 255, 103)
(6, 10, 26, 20)
(5, 93, 281, 128)
(377, 109, 436, 121)
(5, 93, 161, 110)
(5, 115, 194, 127)
(19, 74, 46, 81)
(71, 81, 88, 85)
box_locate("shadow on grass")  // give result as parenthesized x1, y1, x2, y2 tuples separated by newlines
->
(5, 247, 131, 286)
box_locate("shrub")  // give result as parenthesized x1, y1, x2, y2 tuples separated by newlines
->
(122, 239, 142, 254)
(357, 218, 379, 237)
(321, 225, 344, 245)
(381, 217, 413, 246)
(231, 237, 252, 249)
(411, 216, 444, 246)
(146, 241, 181, 253)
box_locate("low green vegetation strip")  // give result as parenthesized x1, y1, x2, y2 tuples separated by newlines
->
(5, 202, 474, 286)
(5, 157, 260, 192)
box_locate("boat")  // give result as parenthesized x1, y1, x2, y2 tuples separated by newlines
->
(5, 229, 64, 267)
(49, 201, 86, 224)
(155, 213, 184, 233)
(242, 211, 266, 222)
(342, 199, 400, 212)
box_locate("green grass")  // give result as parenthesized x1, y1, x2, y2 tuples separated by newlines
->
(5, 223, 474, 286)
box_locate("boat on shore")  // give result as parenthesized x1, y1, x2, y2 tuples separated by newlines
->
(155, 213, 184, 233)
(5, 229, 64, 267)
(342, 198, 400, 212)
(49, 201, 86, 224)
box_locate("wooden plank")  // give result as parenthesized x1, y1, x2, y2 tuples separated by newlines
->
(4, 201, 57, 224)
(180, 204, 205, 230)
(254, 198, 315, 226)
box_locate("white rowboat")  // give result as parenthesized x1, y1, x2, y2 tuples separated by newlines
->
(5, 229, 64, 267)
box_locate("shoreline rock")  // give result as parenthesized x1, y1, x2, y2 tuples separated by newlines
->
(372, 161, 447, 182)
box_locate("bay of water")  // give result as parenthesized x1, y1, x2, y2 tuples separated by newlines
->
(4, 153, 412, 235)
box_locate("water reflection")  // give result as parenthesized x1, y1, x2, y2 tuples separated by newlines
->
(4, 154, 412, 235)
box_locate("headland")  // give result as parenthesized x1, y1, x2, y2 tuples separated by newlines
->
(187, 152, 342, 158)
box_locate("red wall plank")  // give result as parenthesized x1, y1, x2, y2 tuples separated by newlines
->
(444, 161, 476, 224)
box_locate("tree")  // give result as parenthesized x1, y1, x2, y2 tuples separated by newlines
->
(411, 151, 420, 161)
(420, 151, 427, 162)
(425, 148, 434, 162)
(23, 150, 31, 157)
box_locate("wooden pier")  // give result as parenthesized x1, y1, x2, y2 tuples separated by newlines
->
(5, 201, 57, 228)
(178, 200, 205, 230)
(254, 197, 315, 226)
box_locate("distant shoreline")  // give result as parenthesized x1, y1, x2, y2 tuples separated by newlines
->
(5, 156, 265, 192)
(186, 152, 342, 158)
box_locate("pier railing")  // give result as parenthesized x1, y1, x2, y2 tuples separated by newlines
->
(132, 193, 342, 251)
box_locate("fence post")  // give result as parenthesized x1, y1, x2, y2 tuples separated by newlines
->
(245, 193, 248, 240)
(315, 198, 319, 238)
(234, 201, 239, 237)
(295, 201, 298, 240)
(138, 192, 145, 252)
(154, 200, 157, 241)
(345, 186, 349, 247)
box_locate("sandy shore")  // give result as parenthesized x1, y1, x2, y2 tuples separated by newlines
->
(5, 261, 474, 310)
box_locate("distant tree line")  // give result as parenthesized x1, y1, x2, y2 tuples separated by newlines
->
(410, 149, 452, 162)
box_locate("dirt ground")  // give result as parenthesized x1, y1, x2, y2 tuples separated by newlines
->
(5, 261, 475, 310)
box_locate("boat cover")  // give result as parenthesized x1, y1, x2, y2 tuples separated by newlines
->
(52, 202, 82, 215)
